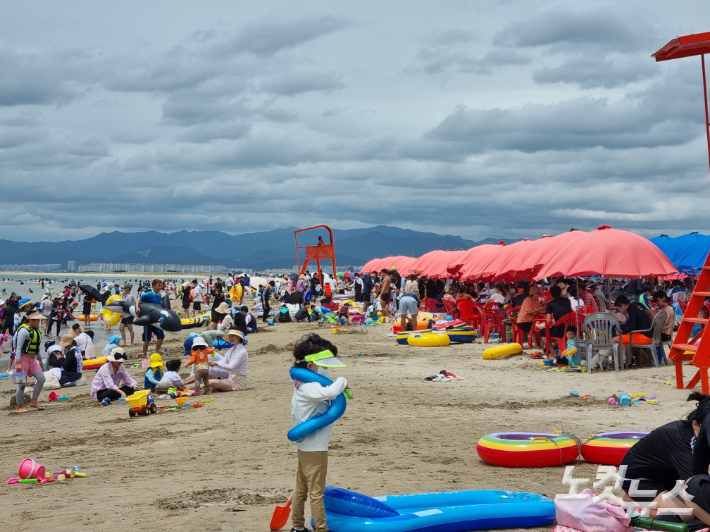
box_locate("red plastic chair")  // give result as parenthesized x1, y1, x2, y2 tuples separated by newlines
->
(481, 308, 504, 343)
(456, 300, 480, 329)
(424, 298, 443, 313)
(506, 306, 523, 344)
(442, 297, 459, 318)
(544, 312, 578, 358)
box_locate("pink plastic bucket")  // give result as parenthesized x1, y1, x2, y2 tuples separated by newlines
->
(19, 458, 45, 480)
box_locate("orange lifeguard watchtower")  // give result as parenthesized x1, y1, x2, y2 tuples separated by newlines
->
(294, 225, 337, 285)
(653, 32, 710, 392)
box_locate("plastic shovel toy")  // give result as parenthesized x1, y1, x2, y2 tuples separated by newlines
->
(269, 491, 293, 531)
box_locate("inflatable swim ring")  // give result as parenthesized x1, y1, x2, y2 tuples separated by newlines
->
(407, 332, 450, 347)
(396, 327, 477, 345)
(477, 432, 579, 467)
(581, 431, 648, 466)
(229, 285, 243, 302)
(287, 367, 347, 442)
(390, 320, 431, 334)
(432, 319, 467, 330)
(102, 295, 122, 327)
(482, 343, 522, 360)
(319, 486, 555, 532)
(75, 315, 99, 322)
(83, 356, 107, 371)
(18, 298, 35, 312)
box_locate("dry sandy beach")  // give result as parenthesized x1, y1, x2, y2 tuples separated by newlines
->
(0, 318, 694, 532)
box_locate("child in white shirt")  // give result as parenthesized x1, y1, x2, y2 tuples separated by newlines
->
(154, 359, 186, 393)
(290, 334, 348, 532)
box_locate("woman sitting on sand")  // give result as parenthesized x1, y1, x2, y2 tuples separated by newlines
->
(90, 347, 138, 404)
(208, 327, 248, 392)
(621, 392, 710, 525)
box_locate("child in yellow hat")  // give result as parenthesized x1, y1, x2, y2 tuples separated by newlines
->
(144, 353, 164, 392)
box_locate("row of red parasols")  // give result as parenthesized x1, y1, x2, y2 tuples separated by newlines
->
(360, 226, 677, 282)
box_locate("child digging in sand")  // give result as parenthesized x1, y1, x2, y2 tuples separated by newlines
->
(154, 359, 186, 394)
(290, 333, 348, 532)
(186, 337, 213, 395)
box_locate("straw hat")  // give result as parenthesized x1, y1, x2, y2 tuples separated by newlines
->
(26, 312, 47, 321)
(215, 302, 230, 314)
(226, 327, 245, 343)
(106, 347, 128, 362)
(59, 334, 75, 348)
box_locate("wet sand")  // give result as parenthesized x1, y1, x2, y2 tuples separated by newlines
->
(0, 317, 692, 532)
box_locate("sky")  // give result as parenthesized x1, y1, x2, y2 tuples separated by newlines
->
(1, 0, 710, 242)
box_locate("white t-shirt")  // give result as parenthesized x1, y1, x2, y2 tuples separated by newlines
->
(292, 374, 347, 452)
(193, 285, 203, 302)
(157, 371, 185, 390)
(489, 292, 506, 304)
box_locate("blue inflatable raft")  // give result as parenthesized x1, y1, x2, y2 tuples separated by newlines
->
(316, 486, 555, 532)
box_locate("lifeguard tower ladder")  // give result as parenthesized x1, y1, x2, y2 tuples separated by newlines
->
(294, 225, 337, 285)
(654, 33, 710, 392)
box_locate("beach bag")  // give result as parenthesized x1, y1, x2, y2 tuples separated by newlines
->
(278, 308, 292, 323)
(555, 490, 632, 532)
(42, 370, 61, 390)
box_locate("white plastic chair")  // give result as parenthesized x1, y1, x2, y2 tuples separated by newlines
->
(625, 311, 669, 368)
(583, 313, 622, 372)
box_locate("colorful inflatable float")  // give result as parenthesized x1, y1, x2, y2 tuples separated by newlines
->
(316, 486, 555, 532)
(83, 356, 107, 371)
(482, 343, 523, 360)
(288, 367, 347, 442)
(407, 332, 450, 347)
(181, 314, 210, 329)
(477, 432, 579, 467)
(18, 298, 35, 312)
(396, 327, 477, 345)
(102, 295, 122, 327)
(229, 285, 243, 302)
(75, 314, 99, 322)
(581, 431, 648, 466)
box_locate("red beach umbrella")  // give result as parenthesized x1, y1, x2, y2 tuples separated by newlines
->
(534, 225, 677, 279)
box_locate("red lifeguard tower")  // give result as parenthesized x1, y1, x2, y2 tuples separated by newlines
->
(294, 225, 337, 285)
(653, 32, 710, 392)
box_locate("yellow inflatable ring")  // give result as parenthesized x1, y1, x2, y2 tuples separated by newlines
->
(102, 295, 123, 327)
(229, 285, 243, 302)
(482, 343, 522, 360)
(407, 332, 450, 347)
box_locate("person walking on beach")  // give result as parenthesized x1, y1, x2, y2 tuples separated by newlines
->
(136, 279, 165, 360)
(14, 312, 47, 413)
(40, 295, 53, 334)
(261, 281, 274, 323)
(192, 279, 203, 316)
(120, 284, 135, 346)
(1, 295, 18, 335)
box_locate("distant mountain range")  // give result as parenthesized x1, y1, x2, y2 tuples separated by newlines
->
(0, 226, 510, 271)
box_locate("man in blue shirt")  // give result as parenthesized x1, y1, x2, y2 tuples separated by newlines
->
(136, 279, 165, 359)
